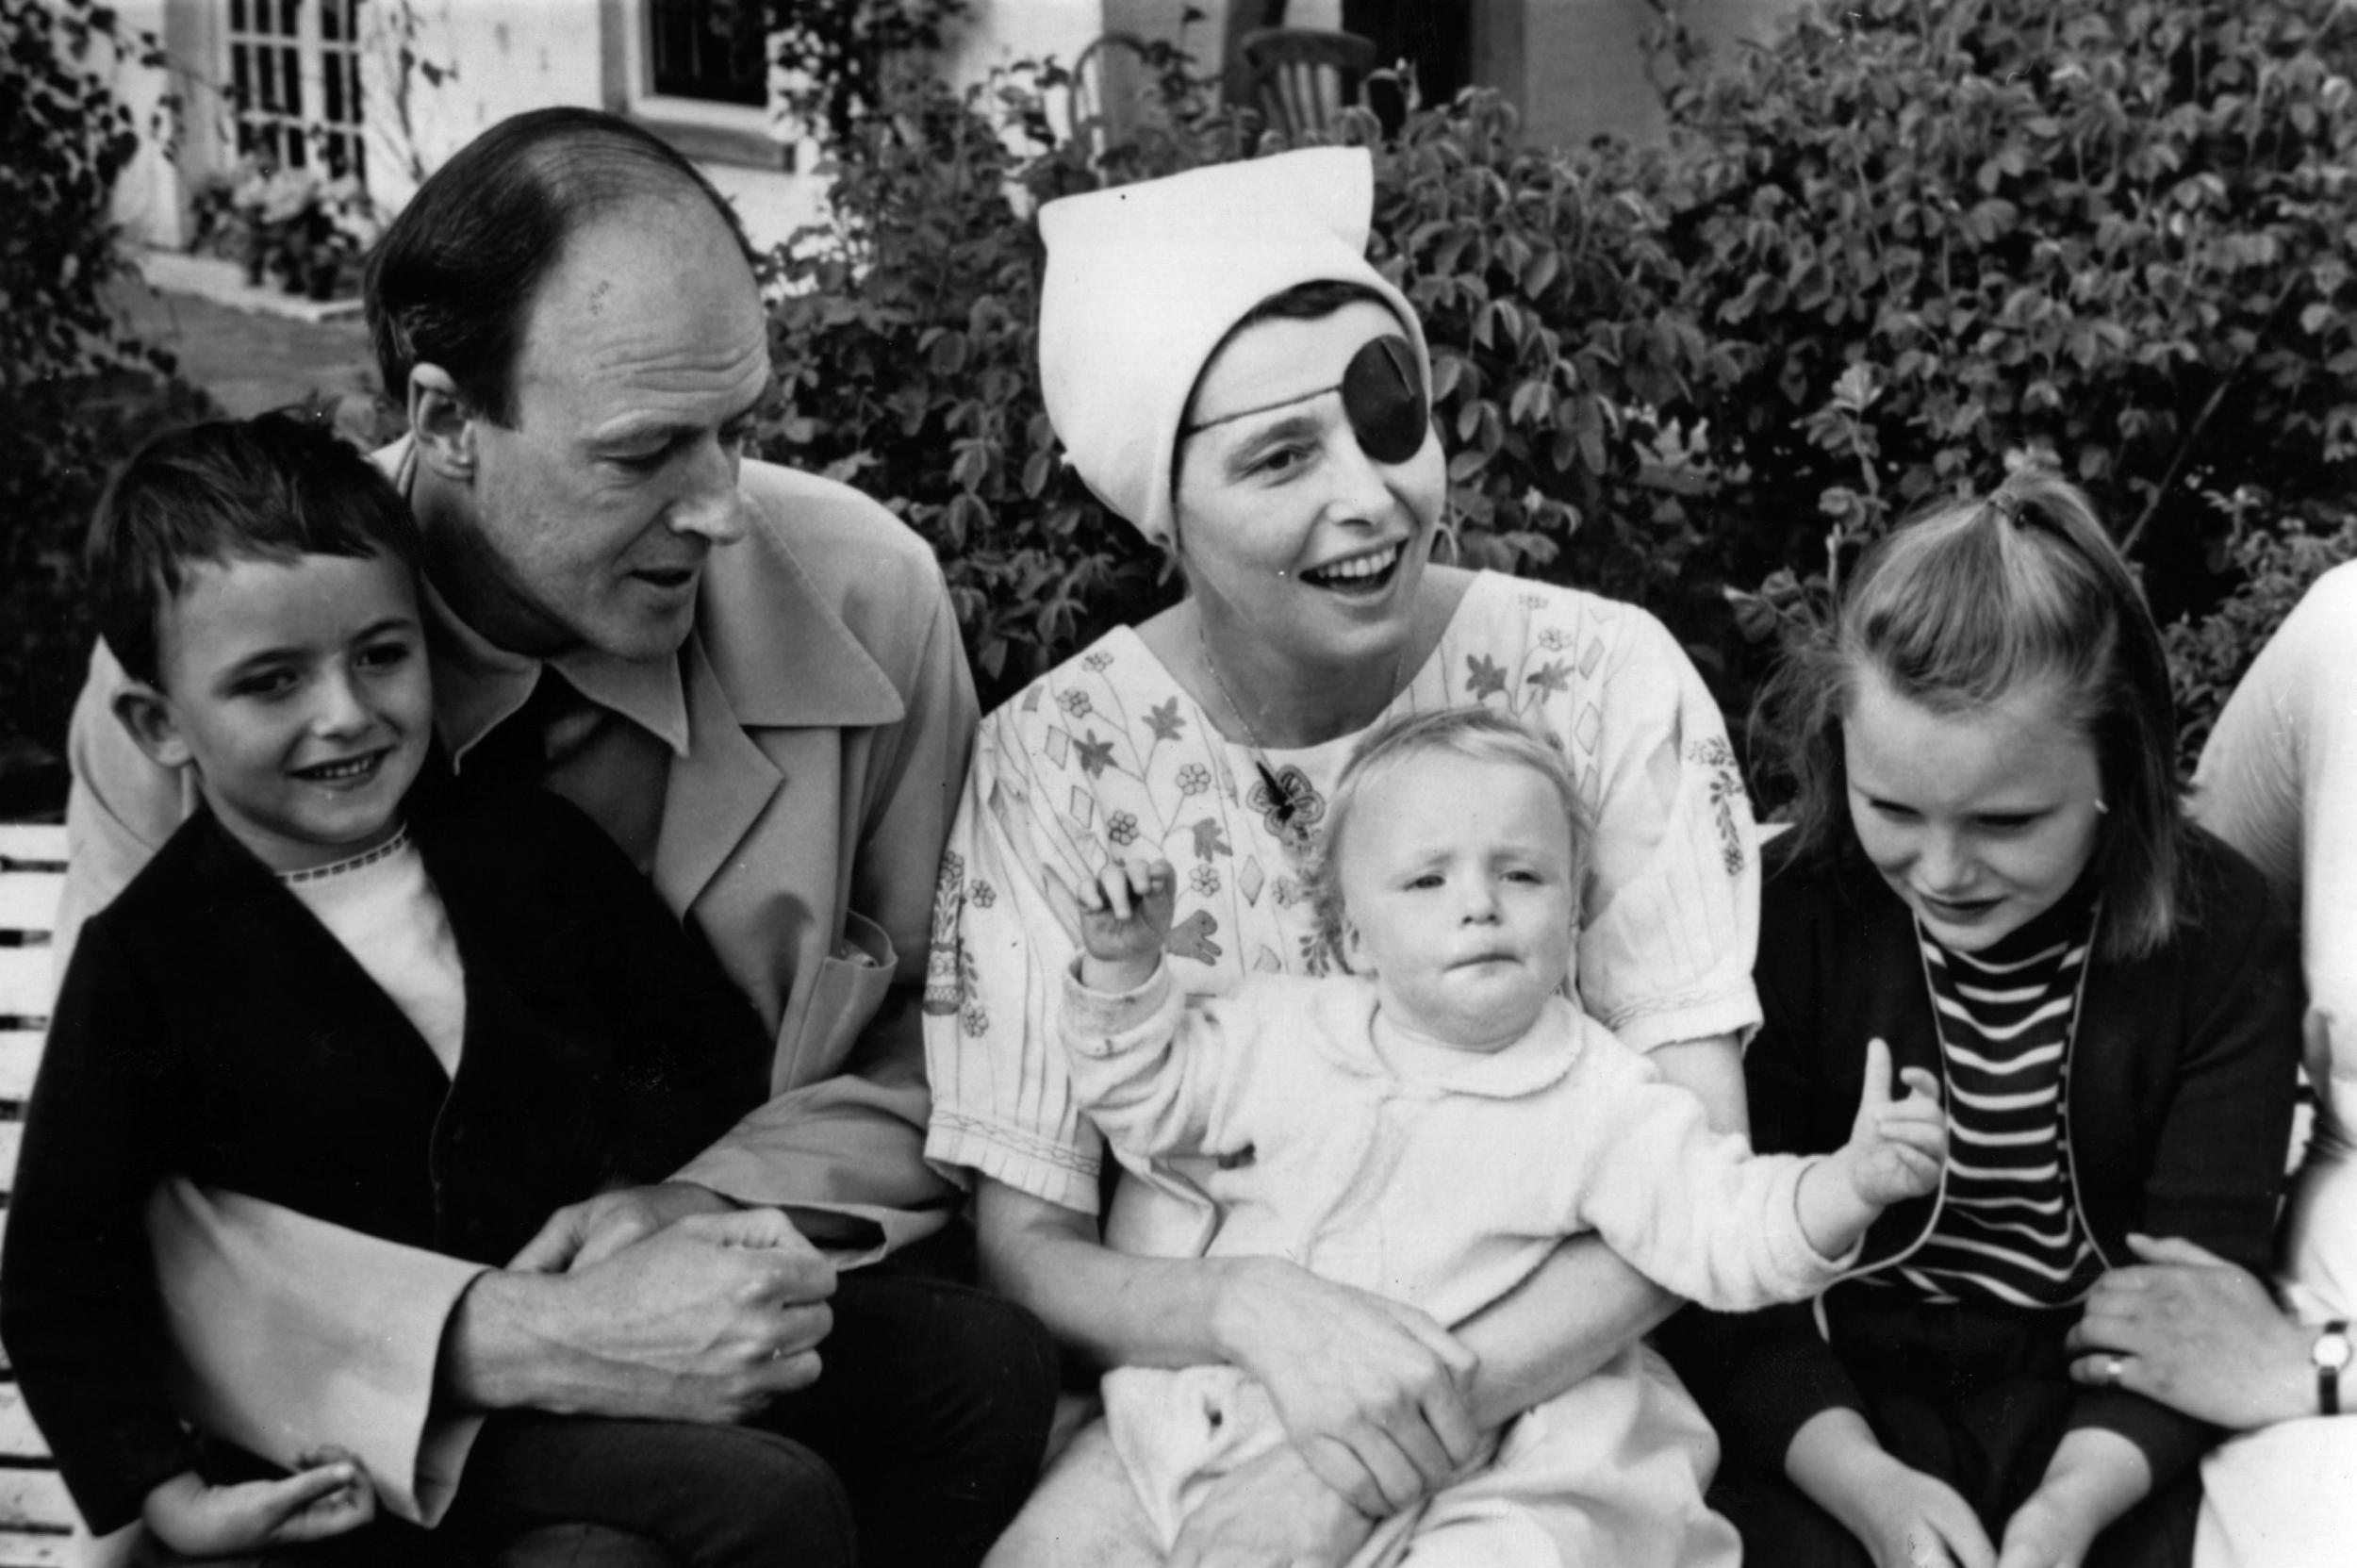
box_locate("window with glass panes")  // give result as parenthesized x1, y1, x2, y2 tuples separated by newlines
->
(225, 0, 366, 177)
(647, 0, 766, 107)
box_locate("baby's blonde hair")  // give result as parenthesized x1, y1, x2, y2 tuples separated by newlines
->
(1309, 707, 1589, 968)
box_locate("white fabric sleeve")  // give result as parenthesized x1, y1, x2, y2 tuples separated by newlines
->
(922, 713, 1108, 1213)
(1553, 1017, 1846, 1308)
(1060, 962, 1259, 1168)
(145, 1180, 485, 1527)
(1574, 608, 1762, 1053)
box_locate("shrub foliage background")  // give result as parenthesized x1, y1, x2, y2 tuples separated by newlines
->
(759, 0, 2357, 786)
(1, 0, 210, 789)
(6, 0, 2352, 796)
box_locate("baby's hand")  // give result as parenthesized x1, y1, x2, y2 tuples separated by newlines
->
(143, 1447, 376, 1557)
(1058, 857, 1177, 992)
(1838, 1037, 1947, 1208)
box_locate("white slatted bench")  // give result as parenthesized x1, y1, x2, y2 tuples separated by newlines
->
(0, 821, 77, 1565)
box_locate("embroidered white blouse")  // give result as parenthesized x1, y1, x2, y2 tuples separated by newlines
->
(921, 569, 1762, 1220)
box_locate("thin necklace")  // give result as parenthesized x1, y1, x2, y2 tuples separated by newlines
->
(1195, 617, 1403, 830)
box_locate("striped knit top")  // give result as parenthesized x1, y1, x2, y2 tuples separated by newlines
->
(1872, 880, 2107, 1309)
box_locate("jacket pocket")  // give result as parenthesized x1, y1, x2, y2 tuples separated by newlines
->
(775, 909, 898, 1092)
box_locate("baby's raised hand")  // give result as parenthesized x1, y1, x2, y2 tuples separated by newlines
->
(1839, 1037, 1948, 1208)
(1061, 857, 1177, 991)
(143, 1447, 376, 1558)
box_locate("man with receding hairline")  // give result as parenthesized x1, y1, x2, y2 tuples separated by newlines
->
(58, 107, 1054, 1568)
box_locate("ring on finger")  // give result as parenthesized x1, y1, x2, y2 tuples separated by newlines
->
(2102, 1353, 2128, 1388)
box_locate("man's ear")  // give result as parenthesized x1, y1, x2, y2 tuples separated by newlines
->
(111, 682, 192, 771)
(408, 363, 478, 483)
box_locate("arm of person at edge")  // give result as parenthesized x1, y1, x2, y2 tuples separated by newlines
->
(2050, 587, 2346, 1438)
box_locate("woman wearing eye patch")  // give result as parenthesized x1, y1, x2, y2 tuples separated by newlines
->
(923, 148, 1763, 1568)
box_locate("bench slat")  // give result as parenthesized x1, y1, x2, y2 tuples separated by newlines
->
(0, 827, 65, 869)
(0, 1528, 73, 1568)
(0, 1035, 41, 1105)
(0, 877, 62, 936)
(0, 953, 49, 1031)
(0, 1395, 48, 1465)
(0, 1470, 76, 1533)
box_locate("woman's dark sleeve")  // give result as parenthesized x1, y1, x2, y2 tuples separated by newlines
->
(0, 917, 198, 1533)
(2065, 840, 2306, 1477)
(1657, 882, 1871, 1478)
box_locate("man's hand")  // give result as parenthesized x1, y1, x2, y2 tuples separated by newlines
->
(1211, 1258, 1480, 1516)
(508, 1181, 737, 1273)
(1169, 1442, 1378, 1568)
(450, 1207, 835, 1423)
(143, 1448, 375, 1558)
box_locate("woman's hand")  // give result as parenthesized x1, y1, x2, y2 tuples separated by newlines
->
(1993, 1428, 2151, 1568)
(1211, 1257, 1481, 1515)
(2065, 1234, 2315, 1429)
(1786, 1409, 1995, 1568)
(1168, 1442, 1377, 1568)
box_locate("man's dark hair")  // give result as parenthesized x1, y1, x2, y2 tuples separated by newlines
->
(366, 107, 755, 426)
(88, 412, 423, 688)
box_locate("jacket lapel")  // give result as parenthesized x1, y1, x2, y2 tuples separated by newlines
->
(653, 633, 783, 916)
(650, 514, 905, 918)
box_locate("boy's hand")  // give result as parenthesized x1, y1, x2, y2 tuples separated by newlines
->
(143, 1447, 375, 1558)
(1838, 1037, 1947, 1208)
(1052, 857, 1177, 992)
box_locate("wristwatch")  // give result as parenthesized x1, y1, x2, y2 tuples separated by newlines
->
(2314, 1320, 2351, 1416)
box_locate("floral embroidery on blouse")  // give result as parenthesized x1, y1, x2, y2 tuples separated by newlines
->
(923, 570, 1763, 1205)
(1691, 735, 1749, 877)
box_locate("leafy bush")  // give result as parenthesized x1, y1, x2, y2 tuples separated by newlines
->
(1, 0, 214, 786)
(759, 49, 1228, 698)
(1666, 0, 2357, 743)
(760, 0, 2357, 752)
(2164, 502, 2357, 771)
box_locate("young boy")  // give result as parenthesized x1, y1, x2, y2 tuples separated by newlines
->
(1060, 707, 1951, 1566)
(0, 414, 842, 1566)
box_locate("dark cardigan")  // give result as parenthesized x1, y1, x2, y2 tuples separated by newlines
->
(0, 783, 771, 1533)
(1664, 827, 2304, 1494)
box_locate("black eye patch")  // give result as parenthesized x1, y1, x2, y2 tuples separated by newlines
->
(1341, 336, 1427, 465)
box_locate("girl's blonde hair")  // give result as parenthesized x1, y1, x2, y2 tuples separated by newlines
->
(1756, 470, 2185, 960)
(1309, 707, 1589, 967)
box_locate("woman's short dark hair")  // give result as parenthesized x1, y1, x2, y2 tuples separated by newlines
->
(1755, 470, 2185, 960)
(88, 412, 422, 688)
(366, 107, 753, 425)
(1169, 278, 1407, 539)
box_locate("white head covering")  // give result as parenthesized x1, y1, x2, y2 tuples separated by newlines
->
(1036, 147, 1430, 547)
